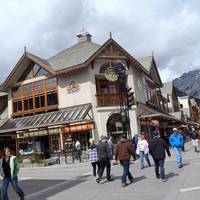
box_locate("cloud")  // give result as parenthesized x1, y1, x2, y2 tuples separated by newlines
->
(0, 0, 200, 83)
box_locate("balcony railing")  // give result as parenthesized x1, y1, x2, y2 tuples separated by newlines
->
(96, 93, 120, 107)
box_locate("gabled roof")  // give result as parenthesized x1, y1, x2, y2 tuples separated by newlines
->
(53, 38, 148, 75)
(161, 81, 180, 102)
(137, 56, 152, 72)
(2, 37, 150, 89)
(2, 52, 55, 89)
(161, 82, 173, 95)
(48, 41, 101, 71)
(138, 56, 162, 87)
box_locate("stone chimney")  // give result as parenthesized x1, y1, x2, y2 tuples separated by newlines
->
(76, 27, 92, 43)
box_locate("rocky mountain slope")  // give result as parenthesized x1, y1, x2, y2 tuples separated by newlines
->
(173, 69, 200, 104)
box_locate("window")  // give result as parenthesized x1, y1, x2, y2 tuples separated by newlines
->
(13, 100, 22, 113)
(47, 92, 58, 106)
(22, 84, 32, 96)
(144, 79, 158, 106)
(96, 78, 119, 94)
(35, 95, 45, 108)
(34, 80, 44, 94)
(18, 63, 49, 82)
(12, 87, 21, 98)
(12, 77, 58, 116)
(24, 98, 33, 111)
(34, 65, 49, 77)
(46, 77, 57, 90)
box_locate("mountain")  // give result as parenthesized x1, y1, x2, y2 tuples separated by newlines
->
(173, 69, 200, 103)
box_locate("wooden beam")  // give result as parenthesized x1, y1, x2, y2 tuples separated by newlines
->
(97, 55, 128, 60)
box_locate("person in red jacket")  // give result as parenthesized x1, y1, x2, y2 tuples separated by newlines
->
(115, 134, 136, 187)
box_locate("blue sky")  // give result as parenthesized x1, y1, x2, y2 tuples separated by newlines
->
(0, 0, 200, 83)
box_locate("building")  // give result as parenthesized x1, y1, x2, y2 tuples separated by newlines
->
(0, 30, 178, 156)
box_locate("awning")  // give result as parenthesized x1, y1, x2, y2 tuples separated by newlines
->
(138, 113, 180, 121)
(137, 102, 181, 122)
(0, 103, 93, 134)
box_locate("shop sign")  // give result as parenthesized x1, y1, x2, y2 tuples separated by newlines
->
(67, 80, 80, 94)
(62, 124, 93, 133)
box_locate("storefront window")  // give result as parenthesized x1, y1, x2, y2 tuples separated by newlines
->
(51, 134, 60, 152)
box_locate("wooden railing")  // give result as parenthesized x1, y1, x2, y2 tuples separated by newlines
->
(96, 93, 120, 107)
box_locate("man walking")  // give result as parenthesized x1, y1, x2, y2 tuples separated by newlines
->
(96, 136, 112, 183)
(169, 128, 184, 168)
(115, 135, 136, 187)
(149, 132, 171, 182)
(190, 127, 199, 152)
(0, 147, 25, 200)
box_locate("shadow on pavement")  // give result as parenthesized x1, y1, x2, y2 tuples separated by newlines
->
(8, 177, 89, 200)
(165, 172, 179, 179)
(133, 175, 147, 183)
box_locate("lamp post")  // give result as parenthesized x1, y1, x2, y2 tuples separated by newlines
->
(105, 62, 134, 139)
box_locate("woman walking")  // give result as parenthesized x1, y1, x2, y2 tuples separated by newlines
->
(88, 138, 100, 178)
(136, 132, 151, 169)
(0, 147, 24, 200)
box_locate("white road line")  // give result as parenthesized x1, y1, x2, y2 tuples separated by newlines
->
(19, 177, 30, 181)
(26, 180, 69, 199)
(180, 186, 200, 192)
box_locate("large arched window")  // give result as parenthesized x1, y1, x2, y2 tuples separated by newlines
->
(106, 113, 123, 134)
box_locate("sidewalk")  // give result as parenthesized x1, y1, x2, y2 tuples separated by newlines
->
(45, 141, 200, 200)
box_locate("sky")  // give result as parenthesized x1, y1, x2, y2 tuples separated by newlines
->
(0, 0, 200, 83)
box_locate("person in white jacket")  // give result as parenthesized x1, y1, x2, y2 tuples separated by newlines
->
(136, 133, 151, 169)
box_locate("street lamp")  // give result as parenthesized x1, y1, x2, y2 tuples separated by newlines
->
(105, 62, 134, 139)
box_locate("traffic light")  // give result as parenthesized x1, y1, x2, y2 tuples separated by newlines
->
(126, 87, 135, 108)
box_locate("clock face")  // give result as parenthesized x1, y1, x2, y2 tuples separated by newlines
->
(105, 67, 118, 82)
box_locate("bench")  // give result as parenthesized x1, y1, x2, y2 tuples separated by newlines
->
(44, 157, 60, 166)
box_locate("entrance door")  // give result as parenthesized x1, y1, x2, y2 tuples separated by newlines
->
(35, 136, 50, 159)
(106, 113, 123, 143)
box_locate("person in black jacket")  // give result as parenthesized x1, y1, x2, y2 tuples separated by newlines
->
(149, 132, 171, 182)
(96, 136, 112, 183)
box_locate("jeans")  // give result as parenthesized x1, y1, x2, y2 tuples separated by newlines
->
(153, 159, 165, 179)
(98, 159, 111, 180)
(174, 147, 182, 165)
(91, 161, 100, 177)
(2, 176, 24, 200)
(120, 160, 133, 183)
(192, 139, 199, 152)
(139, 151, 151, 168)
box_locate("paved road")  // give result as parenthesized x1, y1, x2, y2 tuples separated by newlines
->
(4, 142, 200, 200)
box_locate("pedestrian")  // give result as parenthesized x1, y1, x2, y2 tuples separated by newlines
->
(115, 134, 136, 187)
(132, 134, 139, 152)
(0, 147, 25, 200)
(75, 140, 82, 162)
(96, 136, 112, 183)
(169, 128, 184, 168)
(136, 132, 151, 169)
(190, 127, 199, 152)
(149, 132, 171, 182)
(107, 135, 114, 160)
(179, 129, 186, 152)
(88, 138, 100, 178)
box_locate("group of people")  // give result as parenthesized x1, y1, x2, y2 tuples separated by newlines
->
(88, 127, 196, 186)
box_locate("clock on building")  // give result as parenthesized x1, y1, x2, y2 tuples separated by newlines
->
(105, 67, 118, 82)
